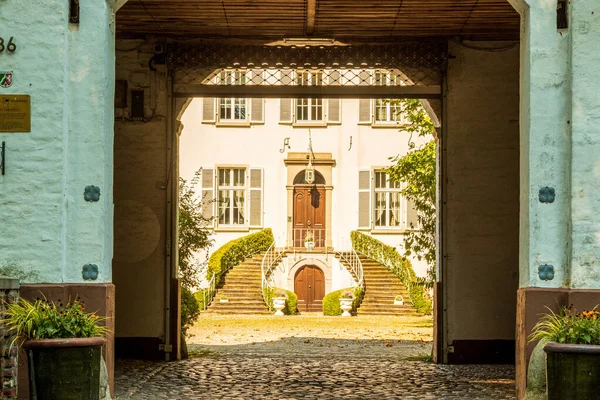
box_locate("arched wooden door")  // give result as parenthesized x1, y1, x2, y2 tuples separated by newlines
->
(293, 186, 326, 247)
(294, 265, 325, 312)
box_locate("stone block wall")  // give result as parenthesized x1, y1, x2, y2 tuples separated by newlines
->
(0, 280, 19, 400)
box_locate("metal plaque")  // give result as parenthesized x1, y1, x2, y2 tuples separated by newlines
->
(0, 95, 30, 132)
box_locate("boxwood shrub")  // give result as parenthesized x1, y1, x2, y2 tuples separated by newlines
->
(350, 230, 432, 314)
(207, 228, 274, 282)
(322, 286, 365, 316)
(262, 287, 298, 315)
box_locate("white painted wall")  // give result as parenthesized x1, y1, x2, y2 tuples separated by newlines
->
(179, 97, 431, 288)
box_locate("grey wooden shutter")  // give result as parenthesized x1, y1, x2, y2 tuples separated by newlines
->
(406, 198, 419, 229)
(327, 99, 341, 124)
(358, 170, 372, 229)
(249, 168, 263, 227)
(251, 98, 264, 123)
(280, 99, 293, 123)
(201, 168, 215, 225)
(202, 98, 216, 123)
(358, 99, 372, 124)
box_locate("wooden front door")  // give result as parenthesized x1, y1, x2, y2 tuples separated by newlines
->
(293, 186, 326, 247)
(294, 265, 325, 312)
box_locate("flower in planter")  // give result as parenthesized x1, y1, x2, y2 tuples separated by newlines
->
(304, 232, 315, 243)
(529, 305, 600, 345)
(340, 291, 354, 299)
(276, 292, 288, 299)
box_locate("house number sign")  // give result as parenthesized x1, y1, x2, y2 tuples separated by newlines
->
(0, 37, 17, 53)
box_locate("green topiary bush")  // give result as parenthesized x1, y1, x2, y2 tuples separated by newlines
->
(351, 230, 432, 314)
(262, 287, 298, 315)
(207, 228, 274, 282)
(193, 290, 206, 311)
(181, 287, 200, 334)
(323, 286, 364, 316)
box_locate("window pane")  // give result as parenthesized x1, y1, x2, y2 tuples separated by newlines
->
(218, 190, 231, 224)
(233, 190, 245, 224)
(218, 169, 230, 186)
(389, 192, 402, 226)
(232, 168, 245, 187)
(375, 172, 386, 189)
(375, 192, 386, 227)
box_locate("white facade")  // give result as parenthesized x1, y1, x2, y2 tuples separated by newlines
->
(179, 96, 431, 291)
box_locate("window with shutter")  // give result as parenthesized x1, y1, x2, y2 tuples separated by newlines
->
(327, 99, 341, 124)
(280, 99, 293, 124)
(358, 170, 371, 229)
(202, 98, 216, 123)
(201, 168, 215, 226)
(406, 198, 419, 230)
(358, 99, 372, 124)
(250, 98, 264, 123)
(249, 168, 263, 228)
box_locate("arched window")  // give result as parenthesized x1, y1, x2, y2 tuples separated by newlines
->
(293, 170, 326, 185)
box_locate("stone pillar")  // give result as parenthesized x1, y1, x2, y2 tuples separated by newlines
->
(0, 280, 19, 400)
(512, 0, 600, 397)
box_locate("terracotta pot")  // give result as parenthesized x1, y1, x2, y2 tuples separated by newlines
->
(543, 342, 600, 400)
(23, 337, 104, 400)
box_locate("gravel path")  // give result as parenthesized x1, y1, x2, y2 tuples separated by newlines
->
(115, 314, 515, 399)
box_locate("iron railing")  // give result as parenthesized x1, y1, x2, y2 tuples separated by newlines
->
(261, 237, 286, 307)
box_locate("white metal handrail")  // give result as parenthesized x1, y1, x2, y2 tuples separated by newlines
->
(336, 248, 364, 288)
(261, 237, 286, 305)
(201, 273, 217, 310)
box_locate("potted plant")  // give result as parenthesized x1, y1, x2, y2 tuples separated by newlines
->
(304, 231, 315, 251)
(219, 294, 229, 303)
(529, 305, 600, 400)
(394, 295, 404, 306)
(273, 292, 287, 316)
(339, 291, 354, 317)
(3, 297, 107, 400)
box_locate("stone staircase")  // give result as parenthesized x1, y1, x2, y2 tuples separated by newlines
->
(338, 253, 418, 316)
(205, 253, 270, 314)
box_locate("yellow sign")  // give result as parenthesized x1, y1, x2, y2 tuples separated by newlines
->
(0, 95, 30, 132)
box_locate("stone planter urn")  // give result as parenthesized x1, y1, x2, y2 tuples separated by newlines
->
(273, 297, 287, 316)
(394, 295, 404, 306)
(544, 342, 600, 400)
(339, 298, 354, 317)
(304, 240, 315, 251)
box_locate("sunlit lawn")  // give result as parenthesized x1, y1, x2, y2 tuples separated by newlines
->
(187, 313, 433, 346)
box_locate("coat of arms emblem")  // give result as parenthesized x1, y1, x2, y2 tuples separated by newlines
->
(0, 73, 13, 88)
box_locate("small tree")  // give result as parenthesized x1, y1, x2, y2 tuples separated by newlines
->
(387, 99, 437, 288)
(178, 169, 214, 290)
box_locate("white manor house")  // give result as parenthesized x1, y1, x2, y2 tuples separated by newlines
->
(179, 70, 432, 312)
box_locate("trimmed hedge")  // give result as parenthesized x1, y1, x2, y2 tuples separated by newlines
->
(351, 230, 432, 314)
(263, 287, 298, 315)
(322, 286, 365, 316)
(193, 290, 206, 311)
(207, 228, 274, 281)
(181, 287, 200, 334)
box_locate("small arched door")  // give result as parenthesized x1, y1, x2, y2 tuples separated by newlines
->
(294, 265, 325, 312)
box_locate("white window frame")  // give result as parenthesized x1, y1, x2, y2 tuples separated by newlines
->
(373, 71, 408, 125)
(295, 71, 325, 124)
(216, 167, 248, 228)
(213, 70, 259, 126)
(372, 170, 406, 230)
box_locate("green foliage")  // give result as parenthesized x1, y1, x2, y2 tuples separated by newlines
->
(351, 231, 432, 314)
(322, 286, 364, 316)
(193, 291, 206, 311)
(181, 287, 201, 335)
(387, 98, 437, 288)
(529, 306, 600, 345)
(179, 170, 214, 290)
(208, 228, 274, 281)
(3, 298, 107, 340)
(262, 287, 298, 315)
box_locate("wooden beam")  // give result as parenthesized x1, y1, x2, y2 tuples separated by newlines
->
(173, 84, 442, 99)
(306, 0, 317, 36)
(109, 0, 129, 12)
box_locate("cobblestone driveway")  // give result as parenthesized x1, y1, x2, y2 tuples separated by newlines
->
(115, 315, 515, 399)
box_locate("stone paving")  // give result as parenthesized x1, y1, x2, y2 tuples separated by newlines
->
(115, 314, 515, 399)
